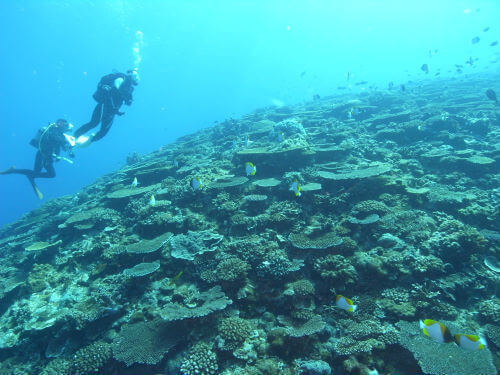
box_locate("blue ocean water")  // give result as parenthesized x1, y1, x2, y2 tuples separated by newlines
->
(0, 0, 498, 227)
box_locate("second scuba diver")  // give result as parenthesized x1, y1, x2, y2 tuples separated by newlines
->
(0, 119, 75, 199)
(74, 69, 139, 145)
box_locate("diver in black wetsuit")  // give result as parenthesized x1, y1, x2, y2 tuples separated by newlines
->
(0, 119, 74, 199)
(74, 69, 139, 144)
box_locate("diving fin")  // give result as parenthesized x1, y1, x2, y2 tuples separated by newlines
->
(0, 166, 16, 175)
(75, 134, 93, 148)
(34, 186, 43, 200)
(28, 177, 43, 199)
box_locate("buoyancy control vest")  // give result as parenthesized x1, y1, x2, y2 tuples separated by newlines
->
(29, 123, 67, 158)
(29, 123, 54, 153)
(93, 73, 130, 104)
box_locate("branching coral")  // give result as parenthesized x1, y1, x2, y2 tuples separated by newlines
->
(180, 342, 218, 375)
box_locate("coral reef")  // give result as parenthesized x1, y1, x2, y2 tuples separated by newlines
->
(180, 342, 218, 375)
(217, 317, 253, 350)
(396, 320, 497, 375)
(42, 341, 111, 375)
(0, 76, 498, 375)
(112, 320, 181, 366)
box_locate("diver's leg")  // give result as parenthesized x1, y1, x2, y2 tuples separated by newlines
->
(28, 154, 54, 199)
(33, 151, 43, 172)
(33, 159, 56, 178)
(74, 103, 103, 137)
(91, 104, 115, 142)
(0, 166, 18, 175)
(0, 152, 41, 176)
(0, 167, 33, 175)
(0, 166, 42, 198)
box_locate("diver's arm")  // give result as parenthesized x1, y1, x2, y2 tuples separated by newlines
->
(114, 77, 125, 90)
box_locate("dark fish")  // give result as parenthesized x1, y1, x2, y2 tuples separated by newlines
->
(490, 41, 498, 46)
(455, 64, 463, 68)
(435, 72, 441, 76)
(466, 56, 474, 65)
(300, 71, 306, 78)
(421, 64, 429, 74)
(388, 81, 394, 90)
(456, 68, 463, 73)
(486, 89, 497, 102)
(312, 94, 321, 101)
(471, 36, 480, 44)
(400, 84, 406, 92)
(337, 86, 347, 90)
(483, 27, 490, 32)
(355, 81, 368, 86)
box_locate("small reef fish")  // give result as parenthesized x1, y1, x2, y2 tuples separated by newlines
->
(277, 131, 285, 142)
(335, 295, 357, 312)
(131, 177, 138, 187)
(454, 334, 487, 350)
(486, 89, 497, 102)
(149, 195, 156, 207)
(168, 270, 184, 286)
(191, 177, 203, 190)
(421, 64, 429, 74)
(419, 319, 453, 343)
(290, 180, 301, 197)
(245, 162, 257, 176)
(466, 56, 478, 65)
(490, 41, 498, 47)
(471, 36, 480, 44)
(347, 107, 359, 119)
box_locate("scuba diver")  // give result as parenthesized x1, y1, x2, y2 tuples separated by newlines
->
(74, 69, 139, 145)
(0, 119, 75, 199)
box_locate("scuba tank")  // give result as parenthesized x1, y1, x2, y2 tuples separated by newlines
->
(29, 122, 74, 158)
(29, 128, 44, 148)
(29, 123, 53, 150)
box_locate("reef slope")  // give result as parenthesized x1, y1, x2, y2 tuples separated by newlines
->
(0, 76, 499, 375)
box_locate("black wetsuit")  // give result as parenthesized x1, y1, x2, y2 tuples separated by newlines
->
(74, 73, 135, 142)
(1, 123, 71, 198)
